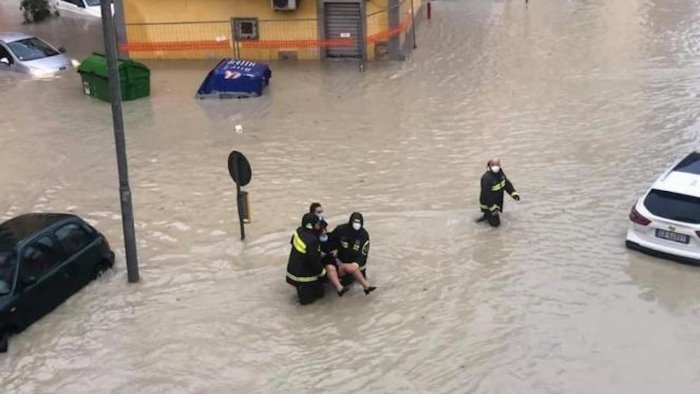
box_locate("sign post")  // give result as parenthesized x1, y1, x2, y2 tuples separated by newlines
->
(101, 0, 139, 283)
(227, 151, 252, 240)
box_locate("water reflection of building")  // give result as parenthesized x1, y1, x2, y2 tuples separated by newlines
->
(117, 0, 423, 62)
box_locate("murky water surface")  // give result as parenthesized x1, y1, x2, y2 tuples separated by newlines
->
(2, 0, 700, 392)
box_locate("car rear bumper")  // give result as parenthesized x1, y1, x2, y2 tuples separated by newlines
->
(626, 228, 700, 265)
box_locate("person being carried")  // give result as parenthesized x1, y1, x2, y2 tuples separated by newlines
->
(286, 213, 326, 305)
(309, 202, 326, 222)
(318, 220, 349, 297)
(332, 212, 376, 295)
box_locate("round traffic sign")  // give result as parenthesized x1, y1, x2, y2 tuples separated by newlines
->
(227, 151, 252, 186)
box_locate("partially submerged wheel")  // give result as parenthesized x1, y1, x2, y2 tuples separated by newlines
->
(92, 260, 112, 279)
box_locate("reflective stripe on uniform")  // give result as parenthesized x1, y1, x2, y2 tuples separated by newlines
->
(491, 180, 506, 191)
(292, 231, 306, 254)
(480, 204, 501, 212)
(511, 191, 519, 197)
(286, 268, 326, 283)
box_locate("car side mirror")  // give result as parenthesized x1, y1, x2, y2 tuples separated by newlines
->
(58, 47, 66, 54)
(21, 276, 37, 289)
(0, 57, 9, 66)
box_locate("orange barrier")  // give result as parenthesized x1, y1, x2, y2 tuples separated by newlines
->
(241, 38, 355, 49)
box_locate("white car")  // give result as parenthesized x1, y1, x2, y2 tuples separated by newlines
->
(55, 0, 113, 18)
(626, 151, 700, 263)
(0, 32, 74, 76)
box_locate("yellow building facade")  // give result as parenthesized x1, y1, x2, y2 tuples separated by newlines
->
(119, 0, 421, 61)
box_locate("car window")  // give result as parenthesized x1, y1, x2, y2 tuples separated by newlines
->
(84, 0, 110, 5)
(0, 252, 16, 295)
(55, 223, 94, 256)
(7, 38, 59, 62)
(21, 236, 61, 282)
(644, 189, 700, 224)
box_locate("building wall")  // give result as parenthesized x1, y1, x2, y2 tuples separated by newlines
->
(123, 0, 392, 61)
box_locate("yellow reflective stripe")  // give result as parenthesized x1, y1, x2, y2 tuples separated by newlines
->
(358, 263, 366, 271)
(292, 231, 306, 254)
(489, 204, 500, 212)
(491, 180, 506, 191)
(286, 268, 326, 283)
(511, 191, 519, 196)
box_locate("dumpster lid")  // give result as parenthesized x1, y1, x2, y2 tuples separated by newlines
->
(77, 53, 149, 78)
(212, 59, 270, 79)
(196, 59, 271, 99)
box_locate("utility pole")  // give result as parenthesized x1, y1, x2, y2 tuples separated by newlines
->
(101, 0, 139, 283)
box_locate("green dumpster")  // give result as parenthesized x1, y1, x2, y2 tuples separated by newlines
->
(77, 53, 150, 102)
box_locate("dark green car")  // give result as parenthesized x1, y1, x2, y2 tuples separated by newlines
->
(0, 213, 114, 353)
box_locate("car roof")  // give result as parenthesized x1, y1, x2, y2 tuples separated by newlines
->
(0, 32, 33, 44)
(0, 213, 77, 250)
(653, 154, 700, 198)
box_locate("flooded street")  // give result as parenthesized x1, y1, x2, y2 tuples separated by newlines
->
(3, 0, 700, 392)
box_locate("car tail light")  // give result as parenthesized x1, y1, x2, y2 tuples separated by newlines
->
(629, 205, 651, 226)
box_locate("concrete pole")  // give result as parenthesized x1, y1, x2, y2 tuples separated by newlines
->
(113, 0, 129, 58)
(101, 0, 140, 283)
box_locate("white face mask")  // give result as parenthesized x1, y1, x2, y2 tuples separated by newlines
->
(316, 212, 325, 221)
(490, 165, 500, 173)
(319, 234, 328, 242)
(352, 222, 362, 231)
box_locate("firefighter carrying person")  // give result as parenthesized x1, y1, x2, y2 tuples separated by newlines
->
(477, 158, 520, 227)
(332, 212, 376, 295)
(286, 213, 327, 305)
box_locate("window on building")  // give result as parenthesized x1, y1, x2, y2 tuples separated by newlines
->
(233, 18, 259, 41)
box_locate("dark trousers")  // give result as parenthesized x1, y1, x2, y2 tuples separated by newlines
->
(481, 211, 501, 227)
(296, 281, 325, 305)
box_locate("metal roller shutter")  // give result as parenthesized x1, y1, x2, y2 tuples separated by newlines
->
(324, 2, 361, 58)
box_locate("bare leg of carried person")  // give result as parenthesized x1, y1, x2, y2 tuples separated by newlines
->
(326, 264, 348, 296)
(339, 263, 377, 295)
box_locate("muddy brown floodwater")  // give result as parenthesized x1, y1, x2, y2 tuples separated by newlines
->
(2, 0, 700, 393)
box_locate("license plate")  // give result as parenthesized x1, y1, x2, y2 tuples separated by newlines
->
(656, 229, 690, 244)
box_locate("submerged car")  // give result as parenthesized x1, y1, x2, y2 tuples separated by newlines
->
(626, 151, 700, 264)
(0, 214, 114, 353)
(55, 0, 113, 18)
(0, 32, 73, 76)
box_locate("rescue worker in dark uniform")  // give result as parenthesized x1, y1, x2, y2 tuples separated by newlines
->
(286, 213, 326, 305)
(478, 157, 520, 227)
(331, 212, 377, 295)
(319, 220, 349, 297)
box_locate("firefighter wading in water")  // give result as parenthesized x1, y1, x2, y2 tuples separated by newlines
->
(286, 213, 326, 305)
(478, 158, 520, 227)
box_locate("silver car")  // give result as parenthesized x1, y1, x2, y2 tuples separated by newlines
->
(0, 32, 73, 76)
